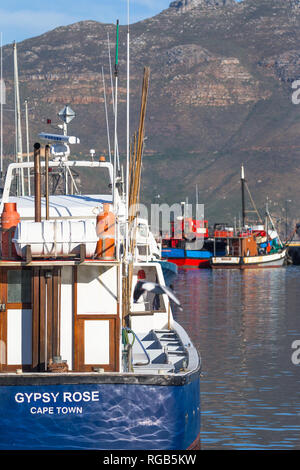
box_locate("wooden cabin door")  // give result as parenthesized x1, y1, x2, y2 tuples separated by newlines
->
(75, 316, 118, 372)
(74, 266, 119, 372)
(0, 267, 61, 373)
(32, 267, 61, 371)
(0, 268, 32, 372)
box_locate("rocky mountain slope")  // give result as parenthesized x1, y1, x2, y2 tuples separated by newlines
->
(2, 0, 300, 225)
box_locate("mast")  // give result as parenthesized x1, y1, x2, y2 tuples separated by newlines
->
(126, 1, 130, 257)
(107, 33, 115, 114)
(25, 99, 31, 195)
(57, 104, 76, 194)
(101, 66, 112, 163)
(266, 200, 283, 247)
(107, 32, 120, 172)
(13, 41, 24, 196)
(241, 164, 246, 227)
(265, 197, 269, 243)
(113, 20, 119, 207)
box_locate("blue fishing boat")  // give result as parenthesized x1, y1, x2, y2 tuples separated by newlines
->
(0, 142, 201, 451)
(0, 37, 201, 449)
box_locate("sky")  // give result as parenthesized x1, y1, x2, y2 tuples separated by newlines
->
(0, 0, 173, 45)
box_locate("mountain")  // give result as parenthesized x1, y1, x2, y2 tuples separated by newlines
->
(170, 0, 236, 11)
(2, 0, 300, 228)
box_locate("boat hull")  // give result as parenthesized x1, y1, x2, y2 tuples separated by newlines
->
(0, 372, 200, 450)
(168, 258, 211, 269)
(211, 250, 287, 269)
(162, 248, 225, 269)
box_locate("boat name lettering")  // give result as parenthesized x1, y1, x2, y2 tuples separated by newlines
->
(14, 390, 100, 404)
(291, 340, 300, 365)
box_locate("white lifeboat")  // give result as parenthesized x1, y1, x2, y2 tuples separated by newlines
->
(13, 219, 98, 258)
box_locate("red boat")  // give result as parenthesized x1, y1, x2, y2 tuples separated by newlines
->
(161, 219, 226, 269)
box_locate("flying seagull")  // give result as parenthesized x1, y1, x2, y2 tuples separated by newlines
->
(133, 281, 182, 310)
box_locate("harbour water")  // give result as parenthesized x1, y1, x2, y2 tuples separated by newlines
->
(173, 266, 300, 450)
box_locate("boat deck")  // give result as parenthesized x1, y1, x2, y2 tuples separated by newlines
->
(132, 329, 189, 374)
(0, 327, 200, 386)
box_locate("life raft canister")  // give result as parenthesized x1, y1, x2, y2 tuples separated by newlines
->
(1, 202, 20, 259)
(95, 203, 115, 260)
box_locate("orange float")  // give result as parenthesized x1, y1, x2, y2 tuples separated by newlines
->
(1, 202, 20, 259)
(95, 203, 115, 260)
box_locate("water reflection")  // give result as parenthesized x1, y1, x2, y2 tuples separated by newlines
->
(173, 266, 300, 449)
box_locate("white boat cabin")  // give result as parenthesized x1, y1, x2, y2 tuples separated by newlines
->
(0, 158, 175, 375)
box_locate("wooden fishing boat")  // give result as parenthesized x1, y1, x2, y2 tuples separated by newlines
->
(211, 244, 287, 269)
(211, 166, 287, 269)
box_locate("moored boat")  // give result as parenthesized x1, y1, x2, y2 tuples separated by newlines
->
(211, 166, 287, 269)
(0, 61, 201, 449)
(211, 243, 287, 269)
(162, 211, 226, 268)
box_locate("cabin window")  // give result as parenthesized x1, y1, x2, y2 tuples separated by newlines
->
(138, 223, 148, 238)
(7, 269, 31, 304)
(138, 245, 147, 256)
